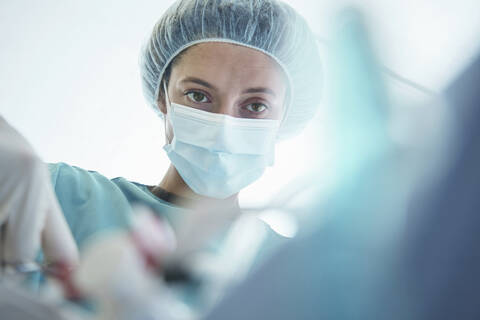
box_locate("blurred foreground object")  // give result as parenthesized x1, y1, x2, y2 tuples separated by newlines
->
(0, 206, 190, 320)
(403, 49, 480, 320)
(0, 116, 78, 275)
(204, 8, 407, 319)
(0, 282, 69, 320)
(71, 206, 192, 320)
(204, 7, 480, 320)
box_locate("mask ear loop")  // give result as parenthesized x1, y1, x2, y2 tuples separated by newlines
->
(163, 81, 172, 146)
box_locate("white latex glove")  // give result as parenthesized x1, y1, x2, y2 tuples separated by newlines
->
(74, 207, 188, 320)
(0, 116, 78, 273)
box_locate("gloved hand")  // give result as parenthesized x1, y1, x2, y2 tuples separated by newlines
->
(0, 116, 78, 274)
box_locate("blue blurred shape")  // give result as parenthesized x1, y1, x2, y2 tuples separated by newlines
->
(204, 8, 405, 320)
(404, 51, 480, 319)
(204, 8, 480, 320)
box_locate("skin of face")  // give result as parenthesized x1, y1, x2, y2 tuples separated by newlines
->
(155, 42, 288, 203)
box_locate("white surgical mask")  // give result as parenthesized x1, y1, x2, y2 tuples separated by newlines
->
(163, 84, 280, 199)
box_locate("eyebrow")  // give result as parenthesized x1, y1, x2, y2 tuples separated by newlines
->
(180, 76, 276, 97)
(242, 87, 276, 97)
(181, 77, 218, 91)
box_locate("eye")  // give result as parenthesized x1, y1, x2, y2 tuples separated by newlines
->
(186, 91, 209, 103)
(246, 103, 268, 113)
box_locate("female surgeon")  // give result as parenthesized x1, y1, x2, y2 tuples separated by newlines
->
(0, 0, 321, 284)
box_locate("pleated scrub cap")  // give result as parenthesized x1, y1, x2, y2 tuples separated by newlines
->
(140, 0, 322, 139)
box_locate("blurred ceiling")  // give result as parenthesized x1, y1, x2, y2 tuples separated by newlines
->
(289, 0, 480, 92)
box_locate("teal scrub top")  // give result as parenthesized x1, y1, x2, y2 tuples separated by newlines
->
(47, 162, 287, 266)
(45, 162, 213, 310)
(44, 162, 287, 311)
(48, 162, 192, 249)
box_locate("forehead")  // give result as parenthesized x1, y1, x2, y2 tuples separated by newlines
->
(170, 42, 287, 93)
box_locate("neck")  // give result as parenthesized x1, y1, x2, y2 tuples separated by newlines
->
(154, 164, 239, 209)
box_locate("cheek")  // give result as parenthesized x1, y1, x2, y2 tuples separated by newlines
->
(157, 95, 167, 114)
(269, 97, 286, 120)
(266, 80, 288, 120)
(273, 103, 285, 120)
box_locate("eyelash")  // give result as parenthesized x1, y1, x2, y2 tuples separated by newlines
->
(184, 90, 270, 115)
(185, 90, 210, 103)
(244, 102, 269, 114)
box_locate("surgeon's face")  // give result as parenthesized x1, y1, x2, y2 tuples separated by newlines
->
(158, 42, 287, 139)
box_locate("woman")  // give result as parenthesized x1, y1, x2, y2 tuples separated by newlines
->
(1, 0, 321, 281)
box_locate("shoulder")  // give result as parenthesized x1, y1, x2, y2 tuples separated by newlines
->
(48, 162, 130, 209)
(47, 162, 133, 247)
(49, 162, 111, 188)
(47, 162, 186, 248)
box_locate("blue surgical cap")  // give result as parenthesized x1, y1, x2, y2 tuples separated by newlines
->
(140, 0, 322, 139)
